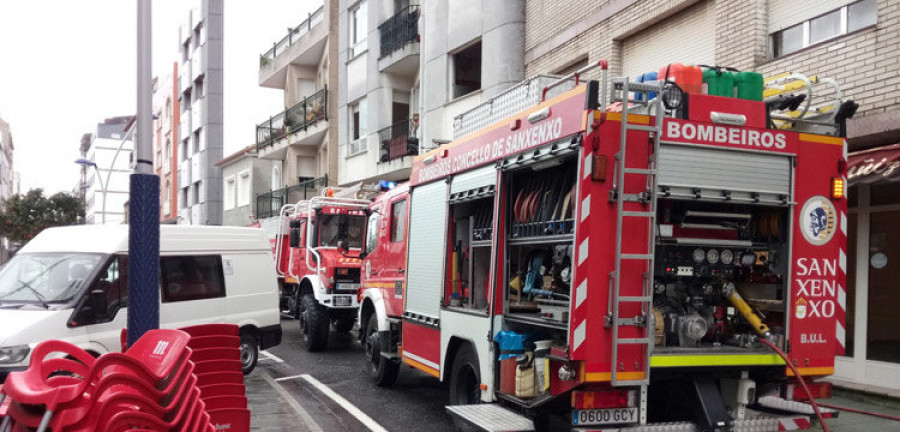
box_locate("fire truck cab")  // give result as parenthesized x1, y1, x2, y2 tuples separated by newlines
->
(359, 61, 853, 431)
(273, 195, 369, 351)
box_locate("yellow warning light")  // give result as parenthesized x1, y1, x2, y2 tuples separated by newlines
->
(326, 188, 335, 197)
(832, 177, 845, 199)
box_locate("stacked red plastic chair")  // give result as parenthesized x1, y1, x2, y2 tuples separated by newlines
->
(181, 324, 250, 432)
(0, 329, 216, 432)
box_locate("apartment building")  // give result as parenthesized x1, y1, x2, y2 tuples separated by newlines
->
(0, 115, 15, 263)
(177, 0, 224, 225)
(524, 0, 899, 390)
(337, 0, 526, 185)
(81, 116, 134, 225)
(152, 63, 181, 224)
(255, 3, 337, 219)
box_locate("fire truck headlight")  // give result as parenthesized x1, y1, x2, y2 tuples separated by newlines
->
(558, 364, 577, 381)
(662, 83, 685, 110)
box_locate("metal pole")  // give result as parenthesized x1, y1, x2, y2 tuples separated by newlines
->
(128, 0, 160, 348)
(91, 165, 106, 224)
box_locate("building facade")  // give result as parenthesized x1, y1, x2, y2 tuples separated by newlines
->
(336, 0, 526, 186)
(255, 3, 337, 220)
(82, 116, 134, 225)
(0, 115, 15, 263)
(177, 0, 224, 225)
(218, 145, 274, 226)
(152, 63, 181, 224)
(524, 0, 898, 390)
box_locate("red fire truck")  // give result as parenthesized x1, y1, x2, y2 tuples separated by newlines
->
(358, 61, 855, 431)
(271, 194, 369, 351)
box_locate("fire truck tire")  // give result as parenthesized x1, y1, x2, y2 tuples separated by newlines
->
(331, 310, 356, 333)
(365, 313, 399, 387)
(449, 344, 481, 406)
(299, 293, 330, 351)
(291, 291, 303, 320)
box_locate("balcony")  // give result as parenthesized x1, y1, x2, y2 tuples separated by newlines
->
(256, 87, 328, 151)
(378, 120, 418, 163)
(259, 6, 327, 89)
(256, 175, 328, 219)
(377, 5, 420, 75)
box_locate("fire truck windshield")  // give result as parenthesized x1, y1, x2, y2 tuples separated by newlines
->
(317, 214, 366, 249)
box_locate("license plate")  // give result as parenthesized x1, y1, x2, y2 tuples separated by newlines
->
(572, 408, 638, 426)
(334, 295, 352, 307)
(337, 282, 360, 292)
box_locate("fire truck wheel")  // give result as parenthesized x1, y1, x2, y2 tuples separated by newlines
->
(365, 313, 399, 387)
(332, 311, 356, 333)
(239, 331, 259, 375)
(299, 293, 330, 351)
(449, 344, 481, 406)
(291, 291, 303, 320)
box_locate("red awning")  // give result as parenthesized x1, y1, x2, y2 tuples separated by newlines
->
(848, 143, 900, 185)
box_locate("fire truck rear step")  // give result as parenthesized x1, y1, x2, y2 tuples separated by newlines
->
(445, 404, 534, 432)
(756, 396, 839, 417)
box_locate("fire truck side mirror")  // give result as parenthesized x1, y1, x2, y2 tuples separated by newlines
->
(290, 227, 301, 248)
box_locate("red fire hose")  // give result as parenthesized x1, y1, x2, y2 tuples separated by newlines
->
(758, 338, 831, 432)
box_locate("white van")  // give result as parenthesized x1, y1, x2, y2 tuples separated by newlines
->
(0, 225, 281, 378)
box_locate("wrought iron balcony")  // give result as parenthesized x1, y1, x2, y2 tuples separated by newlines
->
(259, 6, 325, 68)
(256, 175, 328, 219)
(378, 119, 418, 163)
(256, 87, 328, 150)
(379, 5, 420, 59)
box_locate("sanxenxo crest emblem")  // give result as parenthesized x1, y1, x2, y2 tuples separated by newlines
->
(795, 297, 808, 319)
(800, 195, 836, 246)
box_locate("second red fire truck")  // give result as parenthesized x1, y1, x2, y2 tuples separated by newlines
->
(358, 61, 854, 431)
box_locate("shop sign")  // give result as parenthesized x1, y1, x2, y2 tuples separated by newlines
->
(848, 144, 900, 185)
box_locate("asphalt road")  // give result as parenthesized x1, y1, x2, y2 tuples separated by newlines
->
(258, 316, 457, 432)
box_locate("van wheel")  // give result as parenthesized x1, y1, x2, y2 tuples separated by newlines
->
(332, 310, 356, 333)
(240, 332, 259, 375)
(364, 313, 399, 387)
(299, 293, 329, 351)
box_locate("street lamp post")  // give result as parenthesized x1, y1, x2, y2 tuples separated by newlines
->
(74, 158, 107, 224)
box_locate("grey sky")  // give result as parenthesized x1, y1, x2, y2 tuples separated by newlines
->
(0, 0, 316, 194)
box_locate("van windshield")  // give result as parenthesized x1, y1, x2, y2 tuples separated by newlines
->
(0, 252, 105, 305)
(317, 214, 366, 249)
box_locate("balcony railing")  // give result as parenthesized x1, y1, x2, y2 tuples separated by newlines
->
(256, 87, 328, 150)
(378, 119, 418, 162)
(379, 5, 420, 59)
(259, 6, 325, 68)
(256, 174, 328, 219)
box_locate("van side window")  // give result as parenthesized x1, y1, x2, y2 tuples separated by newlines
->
(160, 255, 225, 303)
(390, 199, 407, 243)
(81, 255, 128, 325)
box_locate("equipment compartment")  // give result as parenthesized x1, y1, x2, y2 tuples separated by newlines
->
(653, 199, 790, 351)
(503, 157, 577, 332)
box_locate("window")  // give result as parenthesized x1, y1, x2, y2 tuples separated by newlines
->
(160, 255, 225, 303)
(351, 1, 368, 57)
(192, 181, 201, 205)
(224, 175, 236, 210)
(365, 212, 379, 255)
(272, 164, 282, 191)
(772, 0, 877, 58)
(181, 187, 189, 209)
(238, 171, 251, 207)
(349, 98, 368, 155)
(81, 255, 129, 324)
(317, 214, 367, 248)
(390, 199, 407, 242)
(451, 41, 482, 99)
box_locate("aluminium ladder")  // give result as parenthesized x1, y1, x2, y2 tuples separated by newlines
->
(606, 77, 663, 387)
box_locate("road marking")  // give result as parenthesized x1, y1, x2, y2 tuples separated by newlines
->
(279, 374, 389, 432)
(260, 369, 323, 432)
(261, 350, 285, 363)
